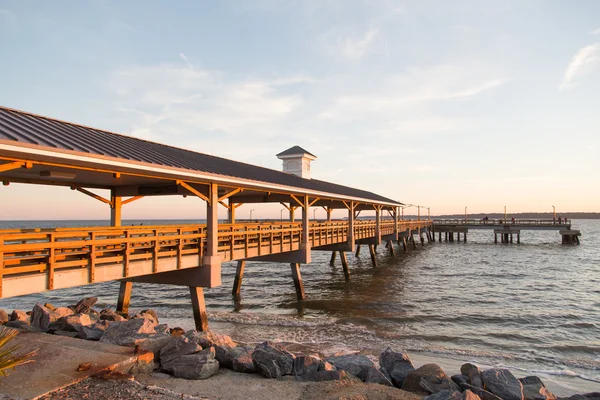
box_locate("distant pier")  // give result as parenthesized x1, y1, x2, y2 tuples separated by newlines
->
(432, 219, 581, 244)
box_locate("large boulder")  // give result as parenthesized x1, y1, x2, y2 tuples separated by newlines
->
(52, 313, 92, 332)
(0, 310, 8, 324)
(251, 341, 296, 379)
(424, 389, 482, 400)
(99, 318, 157, 346)
(231, 346, 256, 373)
(379, 347, 415, 387)
(73, 297, 98, 314)
(365, 367, 393, 386)
(480, 369, 524, 400)
(170, 347, 219, 380)
(31, 304, 73, 331)
(301, 369, 349, 382)
(462, 383, 503, 400)
(293, 354, 324, 377)
(519, 376, 556, 400)
(77, 320, 111, 341)
(325, 354, 376, 381)
(402, 363, 460, 394)
(10, 310, 29, 322)
(136, 335, 174, 361)
(185, 330, 236, 349)
(99, 308, 127, 322)
(461, 363, 483, 388)
(159, 336, 202, 372)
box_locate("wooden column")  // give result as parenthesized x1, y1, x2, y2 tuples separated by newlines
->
(301, 195, 311, 263)
(393, 207, 399, 242)
(228, 199, 236, 223)
(232, 260, 245, 296)
(190, 287, 209, 331)
(355, 245, 361, 257)
(289, 206, 296, 222)
(420, 232, 425, 246)
(375, 207, 381, 245)
(339, 251, 350, 281)
(116, 281, 132, 314)
(347, 202, 355, 252)
(388, 240, 395, 257)
(326, 207, 332, 222)
(329, 251, 337, 266)
(110, 189, 122, 227)
(464, 233, 467, 243)
(402, 237, 408, 252)
(412, 235, 417, 249)
(290, 263, 305, 300)
(202, 183, 222, 287)
(368, 244, 378, 267)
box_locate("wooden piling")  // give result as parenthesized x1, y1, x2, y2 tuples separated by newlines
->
(355, 245, 361, 258)
(388, 240, 395, 257)
(329, 251, 336, 266)
(190, 286, 209, 331)
(402, 237, 408, 252)
(339, 251, 350, 281)
(116, 281, 132, 314)
(368, 244, 378, 267)
(232, 260, 246, 296)
(290, 263, 305, 300)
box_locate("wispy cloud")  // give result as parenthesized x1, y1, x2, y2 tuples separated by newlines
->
(340, 28, 380, 60)
(591, 27, 600, 35)
(559, 43, 600, 91)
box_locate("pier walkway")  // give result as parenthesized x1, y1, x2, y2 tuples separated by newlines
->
(0, 106, 433, 330)
(432, 219, 581, 244)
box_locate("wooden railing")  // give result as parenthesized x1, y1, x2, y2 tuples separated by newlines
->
(0, 219, 432, 298)
(433, 219, 571, 227)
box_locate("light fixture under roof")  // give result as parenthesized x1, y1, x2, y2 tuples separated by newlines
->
(40, 170, 76, 180)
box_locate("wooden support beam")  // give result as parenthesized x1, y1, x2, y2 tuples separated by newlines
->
(308, 197, 320, 207)
(329, 251, 337, 266)
(176, 180, 210, 203)
(355, 244, 361, 257)
(232, 260, 246, 296)
(281, 202, 291, 211)
(368, 244, 378, 267)
(218, 188, 243, 202)
(290, 263, 305, 300)
(0, 161, 30, 173)
(122, 196, 143, 205)
(72, 186, 112, 206)
(202, 183, 222, 287)
(339, 251, 350, 281)
(116, 281, 132, 314)
(190, 287, 209, 331)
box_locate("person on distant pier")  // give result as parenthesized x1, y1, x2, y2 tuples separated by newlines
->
(511, 217, 515, 224)
(558, 216, 562, 224)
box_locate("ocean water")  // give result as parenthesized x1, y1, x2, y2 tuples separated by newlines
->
(1, 219, 599, 393)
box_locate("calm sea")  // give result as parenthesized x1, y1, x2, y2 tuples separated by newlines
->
(1, 219, 598, 393)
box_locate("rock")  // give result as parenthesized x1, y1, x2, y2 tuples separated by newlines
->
(31, 304, 73, 331)
(99, 318, 157, 346)
(365, 367, 393, 386)
(169, 327, 185, 337)
(402, 363, 460, 394)
(135, 334, 173, 361)
(154, 324, 170, 335)
(87, 309, 100, 321)
(293, 354, 324, 376)
(159, 337, 202, 372)
(5, 320, 38, 331)
(100, 309, 126, 322)
(452, 374, 469, 387)
(74, 297, 98, 314)
(53, 330, 79, 338)
(185, 330, 236, 349)
(480, 368, 524, 400)
(461, 363, 483, 388)
(213, 344, 237, 369)
(301, 369, 349, 382)
(10, 310, 29, 322)
(462, 383, 503, 400)
(379, 347, 415, 387)
(77, 320, 111, 340)
(0, 310, 8, 324)
(252, 341, 296, 379)
(139, 309, 159, 324)
(325, 354, 376, 381)
(231, 346, 256, 373)
(53, 313, 92, 332)
(519, 376, 556, 400)
(320, 361, 336, 371)
(425, 389, 482, 400)
(170, 347, 219, 380)
(43, 302, 56, 311)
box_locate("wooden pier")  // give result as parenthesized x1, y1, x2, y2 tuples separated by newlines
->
(0, 106, 433, 330)
(432, 219, 581, 244)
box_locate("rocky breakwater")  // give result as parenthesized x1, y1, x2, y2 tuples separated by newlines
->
(1, 299, 599, 400)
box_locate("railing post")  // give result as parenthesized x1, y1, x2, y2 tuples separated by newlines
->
(375, 206, 381, 245)
(393, 207, 399, 241)
(0, 236, 3, 298)
(153, 229, 159, 273)
(89, 232, 96, 283)
(47, 233, 55, 290)
(347, 202, 355, 252)
(301, 196, 311, 263)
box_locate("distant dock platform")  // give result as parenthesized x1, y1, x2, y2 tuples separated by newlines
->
(432, 219, 581, 244)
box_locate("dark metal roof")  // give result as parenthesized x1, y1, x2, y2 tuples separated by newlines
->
(276, 145, 316, 158)
(0, 106, 400, 205)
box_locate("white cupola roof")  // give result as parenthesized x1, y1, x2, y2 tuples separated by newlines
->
(276, 146, 317, 179)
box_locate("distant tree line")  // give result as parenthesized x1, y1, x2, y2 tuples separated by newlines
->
(430, 212, 600, 220)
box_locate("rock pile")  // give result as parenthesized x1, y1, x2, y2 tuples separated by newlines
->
(1, 300, 598, 400)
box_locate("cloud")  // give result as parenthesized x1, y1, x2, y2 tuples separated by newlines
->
(591, 28, 600, 35)
(340, 28, 380, 60)
(559, 43, 600, 91)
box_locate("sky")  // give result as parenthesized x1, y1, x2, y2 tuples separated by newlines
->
(0, 0, 599, 220)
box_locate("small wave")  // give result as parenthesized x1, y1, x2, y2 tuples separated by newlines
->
(507, 365, 600, 383)
(209, 311, 340, 328)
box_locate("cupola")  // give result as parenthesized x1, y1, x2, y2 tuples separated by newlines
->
(276, 146, 317, 179)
